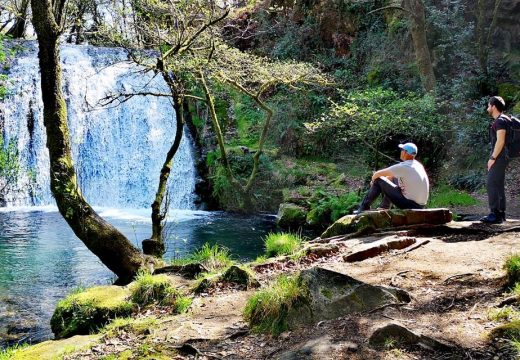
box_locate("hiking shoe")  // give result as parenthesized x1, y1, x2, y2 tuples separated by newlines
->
(480, 213, 503, 224)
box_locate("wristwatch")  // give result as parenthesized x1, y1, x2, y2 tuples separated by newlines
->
(490, 156, 496, 160)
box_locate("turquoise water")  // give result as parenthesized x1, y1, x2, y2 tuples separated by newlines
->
(0, 207, 275, 348)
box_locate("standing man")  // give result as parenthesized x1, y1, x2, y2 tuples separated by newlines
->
(481, 96, 509, 224)
(356, 142, 429, 213)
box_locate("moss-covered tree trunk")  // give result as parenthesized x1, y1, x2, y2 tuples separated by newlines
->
(403, 0, 436, 92)
(145, 69, 185, 257)
(31, 0, 147, 283)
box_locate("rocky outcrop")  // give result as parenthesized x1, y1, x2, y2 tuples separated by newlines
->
(285, 267, 410, 328)
(321, 208, 452, 238)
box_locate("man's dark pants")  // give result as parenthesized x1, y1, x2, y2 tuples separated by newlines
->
(487, 155, 509, 215)
(359, 177, 423, 211)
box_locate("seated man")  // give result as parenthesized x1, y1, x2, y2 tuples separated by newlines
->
(356, 143, 429, 212)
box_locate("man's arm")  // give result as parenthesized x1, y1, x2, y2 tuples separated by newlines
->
(371, 168, 394, 182)
(488, 129, 506, 170)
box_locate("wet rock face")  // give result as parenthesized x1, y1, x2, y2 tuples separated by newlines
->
(286, 267, 411, 328)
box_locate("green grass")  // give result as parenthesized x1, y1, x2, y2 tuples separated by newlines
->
(243, 274, 308, 336)
(0, 343, 28, 360)
(102, 316, 158, 338)
(264, 232, 303, 257)
(505, 254, 520, 287)
(130, 272, 179, 307)
(428, 185, 478, 208)
(171, 243, 233, 271)
(488, 306, 520, 322)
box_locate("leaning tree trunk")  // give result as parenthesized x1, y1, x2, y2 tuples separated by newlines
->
(31, 0, 147, 283)
(403, 0, 436, 92)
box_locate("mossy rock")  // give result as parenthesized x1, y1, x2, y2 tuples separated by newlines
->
(321, 209, 452, 238)
(490, 319, 520, 340)
(222, 265, 260, 289)
(11, 335, 100, 360)
(276, 203, 307, 229)
(498, 82, 520, 104)
(51, 286, 133, 339)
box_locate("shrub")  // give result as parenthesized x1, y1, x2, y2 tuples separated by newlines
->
(505, 254, 520, 288)
(264, 232, 302, 257)
(130, 272, 179, 307)
(243, 275, 309, 336)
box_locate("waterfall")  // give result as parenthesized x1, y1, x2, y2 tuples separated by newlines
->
(1, 41, 197, 209)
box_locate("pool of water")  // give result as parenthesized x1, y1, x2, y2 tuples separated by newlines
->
(0, 207, 276, 348)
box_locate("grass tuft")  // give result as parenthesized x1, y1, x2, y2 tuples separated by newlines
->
(505, 254, 520, 287)
(243, 274, 308, 336)
(130, 271, 179, 307)
(0, 343, 28, 360)
(172, 243, 233, 271)
(264, 232, 302, 257)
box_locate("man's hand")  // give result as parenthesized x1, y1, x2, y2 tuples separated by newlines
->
(487, 159, 495, 171)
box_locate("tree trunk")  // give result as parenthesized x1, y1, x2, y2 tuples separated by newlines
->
(146, 69, 185, 257)
(6, 0, 29, 38)
(31, 0, 147, 283)
(403, 0, 436, 92)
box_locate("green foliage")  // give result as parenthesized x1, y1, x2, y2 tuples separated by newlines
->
(308, 191, 360, 225)
(243, 275, 309, 336)
(177, 243, 233, 271)
(130, 271, 179, 307)
(428, 185, 478, 208)
(0, 137, 21, 201)
(307, 88, 447, 171)
(264, 232, 302, 257)
(488, 306, 520, 322)
(505, 254, 520, 288)
(102, 316, 158, 338)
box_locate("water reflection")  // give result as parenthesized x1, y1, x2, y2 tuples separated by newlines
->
(0, 208, 275, 348)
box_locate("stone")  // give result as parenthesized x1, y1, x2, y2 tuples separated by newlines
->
(285, 267, 411, 329)
(276, 203, 308, 229)
(51, 286, 133, 339)
(154, 263, 208, 279)
(321, 208, 452, 238)
(222, 265, 260, 289)
(369, 323, 455, 351)
(304, 243, 340, 258)
(344, 237, 416, 262)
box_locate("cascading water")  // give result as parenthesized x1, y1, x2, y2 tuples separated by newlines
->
(1, 41, 196, 209)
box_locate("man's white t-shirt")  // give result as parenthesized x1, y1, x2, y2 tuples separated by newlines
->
(388, 160, 429, 205)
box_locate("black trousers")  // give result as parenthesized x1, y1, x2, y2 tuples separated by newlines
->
(487, 156, 509, 214)
(359, 177, 424, 211)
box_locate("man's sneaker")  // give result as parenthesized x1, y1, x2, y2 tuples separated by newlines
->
(480, 213, 503, 224)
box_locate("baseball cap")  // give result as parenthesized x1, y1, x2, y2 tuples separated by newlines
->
(398, 142, 418, 156)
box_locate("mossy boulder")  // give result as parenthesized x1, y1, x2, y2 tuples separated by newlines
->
(321, 209, 452, 238)
(276, 203, 308, 229)
(51, 286, 133, 339)
(11, 335, 100, 360)
(285, 267, 410, 328)
(222, 265, 260, 289)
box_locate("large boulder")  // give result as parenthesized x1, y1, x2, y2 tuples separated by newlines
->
(276, 203, 308, 229)
(285, 267, 410, 328)
(51, 286, 133, 339)
(321, 208, 452, 238)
